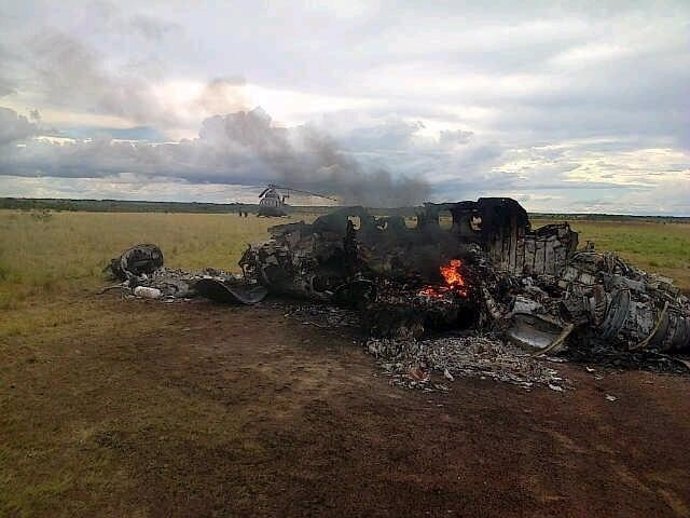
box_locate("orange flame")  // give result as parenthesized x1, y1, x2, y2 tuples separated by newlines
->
(440, 259, 465, 290)
(419, 258, 468, 298)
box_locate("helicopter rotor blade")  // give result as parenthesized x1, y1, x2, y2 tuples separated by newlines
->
(271, 185, 338, 202)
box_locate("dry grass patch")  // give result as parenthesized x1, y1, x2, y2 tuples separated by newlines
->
(0, 210, 314, 309)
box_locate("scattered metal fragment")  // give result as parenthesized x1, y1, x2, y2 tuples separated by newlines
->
(104, 251, 265, 305)
(407, 366, 431, 383)
(367, 335, 567, 391)
(195, 278, 268, 305)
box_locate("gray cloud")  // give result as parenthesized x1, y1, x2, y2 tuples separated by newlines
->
(0, 107, 38, 145)
(0, 43, 19, 97)
(21, 26, 250, 138)
(29, 29, 173, 127)
(1, 103, 687, 213)
(0, 0, 689, 214)
(80, 1, 183, 43)
(0, 107, 431, 207)
(439, 129, 474, 147)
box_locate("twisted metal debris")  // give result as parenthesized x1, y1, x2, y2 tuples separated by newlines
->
(104, 248, 267, 304)
(104, 198, 690, 370)
(238, 199, 690, 355)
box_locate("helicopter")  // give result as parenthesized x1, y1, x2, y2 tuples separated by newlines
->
(257, 184, 339, 217)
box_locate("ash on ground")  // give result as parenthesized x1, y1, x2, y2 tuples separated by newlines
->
(366, 335, 568, 392)
(272, 301, 360, 329)
(270, 301, 569, 393)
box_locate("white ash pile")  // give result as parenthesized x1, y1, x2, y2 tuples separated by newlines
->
(367, 335, 567, 392)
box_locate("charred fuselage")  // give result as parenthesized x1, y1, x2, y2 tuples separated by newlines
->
(240, 198, 690, 354)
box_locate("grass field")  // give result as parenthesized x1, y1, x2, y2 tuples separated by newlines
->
(0, 211, 307, 310)
(1, 209, 690, 516)
(1, 210, 688, 310)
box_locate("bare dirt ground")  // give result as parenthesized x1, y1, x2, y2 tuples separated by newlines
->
(2, 296, 690, 517)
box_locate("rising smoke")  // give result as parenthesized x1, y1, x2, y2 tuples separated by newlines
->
(0, 105, 431, 207)
(198, 107, 431, 207)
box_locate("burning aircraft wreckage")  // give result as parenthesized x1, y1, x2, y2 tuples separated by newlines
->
(105, 198, 690, 390)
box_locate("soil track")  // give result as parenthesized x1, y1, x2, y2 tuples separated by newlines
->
(4, 298, 690, 517)
(112, 300, 690, 517)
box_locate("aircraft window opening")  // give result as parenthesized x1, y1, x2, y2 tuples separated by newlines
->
(347, 216, 361, 230)
(439, 210, 453, 230)
(470, 214, 483, 232)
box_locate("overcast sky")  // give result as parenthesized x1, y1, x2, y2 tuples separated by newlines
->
(0, 0, 688, 213)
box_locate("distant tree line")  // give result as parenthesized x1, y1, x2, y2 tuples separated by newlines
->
(0, 198, 257, 214)
(0, 197, 687, 221)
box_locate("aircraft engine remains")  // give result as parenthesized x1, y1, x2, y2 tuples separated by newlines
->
(105, 198, 690, 369)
